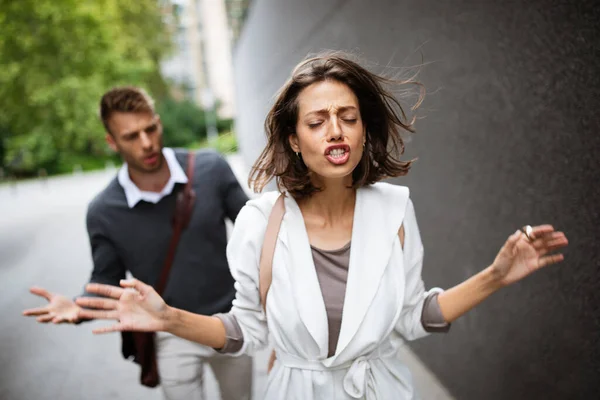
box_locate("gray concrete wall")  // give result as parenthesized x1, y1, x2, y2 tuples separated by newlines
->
(232, 1, 599, 398)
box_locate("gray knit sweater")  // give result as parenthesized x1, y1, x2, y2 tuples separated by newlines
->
(83, 149, 249, 315)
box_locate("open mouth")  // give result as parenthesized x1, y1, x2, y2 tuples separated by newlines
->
(324, 145, 351, 165)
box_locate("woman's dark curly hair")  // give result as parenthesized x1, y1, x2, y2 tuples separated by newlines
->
(249, 51, 425, 199)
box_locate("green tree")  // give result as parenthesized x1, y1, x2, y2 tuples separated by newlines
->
(158, 98, 207, 148)
(157, 97, 236, 149)
(0, 0, 173, 175)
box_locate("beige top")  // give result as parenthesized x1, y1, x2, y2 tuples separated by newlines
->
(216, 242, 450, 355)
(311, 241, 352, 357)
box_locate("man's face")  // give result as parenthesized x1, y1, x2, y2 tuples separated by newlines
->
(106, 111, 164, 173)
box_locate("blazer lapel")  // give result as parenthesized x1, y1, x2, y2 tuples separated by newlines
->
(283, 195, 329, 358)
(332, 184, 409, 359)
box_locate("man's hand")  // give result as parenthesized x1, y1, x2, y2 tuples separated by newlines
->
(23, 287, 82, 324)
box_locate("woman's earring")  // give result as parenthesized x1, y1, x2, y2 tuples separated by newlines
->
(296, 152, 300, 157)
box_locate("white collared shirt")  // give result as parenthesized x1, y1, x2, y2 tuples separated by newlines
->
(118, 147, 189, 208)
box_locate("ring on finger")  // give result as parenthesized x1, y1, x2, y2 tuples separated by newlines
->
(522, 225, 534, 242)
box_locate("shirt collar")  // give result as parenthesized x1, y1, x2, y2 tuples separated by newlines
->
(118, 147, 189, 208)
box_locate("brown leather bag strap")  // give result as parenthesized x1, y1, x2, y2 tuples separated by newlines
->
(258, 193, 286, 312)
(155, 151, 196, 295)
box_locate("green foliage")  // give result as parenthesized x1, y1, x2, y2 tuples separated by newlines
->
(157, 97, 235, 149)
(158, 98, 207, 148)
(190, 131, 239, 154)
(213, 131, 239, 154)
(0, 0, 173, 176)
(53, 153, 122, 175)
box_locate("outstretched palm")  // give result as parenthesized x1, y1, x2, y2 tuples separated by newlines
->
(76, 280, 167, 334)
(492, 224, 568, 287)
(23, 287, 81, 324)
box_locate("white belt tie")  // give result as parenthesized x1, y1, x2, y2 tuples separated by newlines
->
(276, 349, 395, 399)
(342, 355, 373, 398)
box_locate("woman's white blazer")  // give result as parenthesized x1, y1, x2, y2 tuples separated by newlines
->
(226, 182, 440, 399)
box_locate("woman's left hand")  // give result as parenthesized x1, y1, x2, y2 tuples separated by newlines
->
(491, 224, 569, 287)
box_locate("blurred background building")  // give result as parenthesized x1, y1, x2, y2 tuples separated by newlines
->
(160, 0, 251, 119)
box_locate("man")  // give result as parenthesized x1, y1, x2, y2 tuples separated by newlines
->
(22, 86, 252, 400)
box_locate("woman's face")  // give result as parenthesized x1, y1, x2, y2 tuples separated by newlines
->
(289, 80, 365, 184)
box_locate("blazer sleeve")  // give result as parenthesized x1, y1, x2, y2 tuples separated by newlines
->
(395, 198, 445, 341)
(222, 202, 270, 355)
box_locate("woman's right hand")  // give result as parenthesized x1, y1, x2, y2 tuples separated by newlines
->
(75, 279, 168, 334)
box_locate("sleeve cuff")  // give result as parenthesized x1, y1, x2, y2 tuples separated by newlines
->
(213, 313, 245, 353)
(421, 288, 451, 333)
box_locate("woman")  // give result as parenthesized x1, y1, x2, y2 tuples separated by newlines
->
(77, 53, 568, 399)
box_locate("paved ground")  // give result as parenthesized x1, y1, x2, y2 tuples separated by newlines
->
(0, 155, 453, 400)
